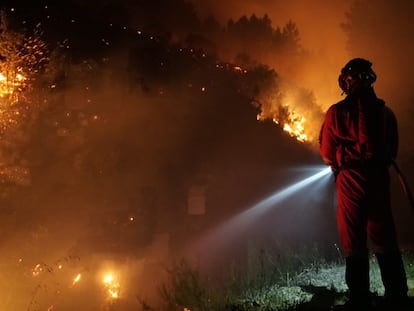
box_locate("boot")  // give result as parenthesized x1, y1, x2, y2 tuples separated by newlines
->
(344, 254, 372, 308)
(376, 251, 408, 307)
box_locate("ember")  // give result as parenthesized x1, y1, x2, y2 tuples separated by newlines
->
(103, 272, 121, 299)
(0, 71, 26, 100)
(72, 273, 81, 286)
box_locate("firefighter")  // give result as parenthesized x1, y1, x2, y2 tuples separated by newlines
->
(319, 58, 409, 310)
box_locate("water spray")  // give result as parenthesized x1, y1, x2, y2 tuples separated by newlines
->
(245, 166, 332, 216)
(188, 165, 333, 256)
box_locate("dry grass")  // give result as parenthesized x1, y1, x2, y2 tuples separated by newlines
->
(156, 250, 414, 311)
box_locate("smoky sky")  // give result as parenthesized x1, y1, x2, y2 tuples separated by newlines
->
(190, 0, 414, 159)
(188, 0, 352, 130)
(190, 0, 349, 58)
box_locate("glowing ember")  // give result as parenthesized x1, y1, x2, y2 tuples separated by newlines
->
(0, 71, 26, 99)
(0, 166, 31, 185)
(103, 272, 120, 299)
(0, 14, 49, 136)
(32, 263, 43, 276)
(0, 72, 24, 133)
(72, 273, 81, 285)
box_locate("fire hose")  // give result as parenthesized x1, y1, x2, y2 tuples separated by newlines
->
(391, 160, 414, 212)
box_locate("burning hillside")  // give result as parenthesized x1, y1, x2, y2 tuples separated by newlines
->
(0, 3, 337, 310)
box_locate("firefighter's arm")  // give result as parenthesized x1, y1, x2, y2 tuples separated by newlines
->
(384, 106, 398, 161)
(319, 107, 338, 168)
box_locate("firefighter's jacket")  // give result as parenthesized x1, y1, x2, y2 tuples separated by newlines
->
(319, 89, 398, 170)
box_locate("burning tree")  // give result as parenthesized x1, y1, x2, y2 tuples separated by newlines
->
(0, 11, 50, 194)
(0, 11, 48, 100)
(241, 64, 323, 145)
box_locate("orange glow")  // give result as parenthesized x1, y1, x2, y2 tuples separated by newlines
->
(0, 71, 27, 101)
(281, 112, 307, 142)
(103, 272, 121, 299)
(257, 103, 309, 143)
(32, 263, 43, 276)
(254, 81, 328, 146)
(0, 68, 28, 135)
(72, 273, 81, 285)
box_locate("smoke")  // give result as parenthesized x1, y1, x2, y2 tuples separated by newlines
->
(184, 0, 414, 272)
(190, 0, 350, 103)
(190, 0, 347, 51)
(190, 0, 414, 159)
(2, 1, 414, 309)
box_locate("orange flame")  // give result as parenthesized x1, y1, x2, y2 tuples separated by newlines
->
(281, 110, 308, 142)
(258, 104, 308, 143)
(255, 86, 324, 145)
(103, 272, 120, 299)
(72, 273, 81, 286)
(0, 71, 27, 102)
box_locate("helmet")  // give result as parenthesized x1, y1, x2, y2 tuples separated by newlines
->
(338, 58, 377, 95)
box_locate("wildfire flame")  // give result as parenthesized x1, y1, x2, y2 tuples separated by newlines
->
(0, 71, 26, 99)
(255, 85, 325, 145)
(280, 110, 307, 142)
(258, 104, 308, 143)
(0, 15, 48, 135)
(0, 69, 27, 130)
(103, 272, 120, 299)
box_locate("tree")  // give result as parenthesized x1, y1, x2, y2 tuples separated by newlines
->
(0, 11, 49, 188)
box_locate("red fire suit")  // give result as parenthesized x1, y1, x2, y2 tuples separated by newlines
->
(320, 90, 398, 256)
(319, 89, 407, 302)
